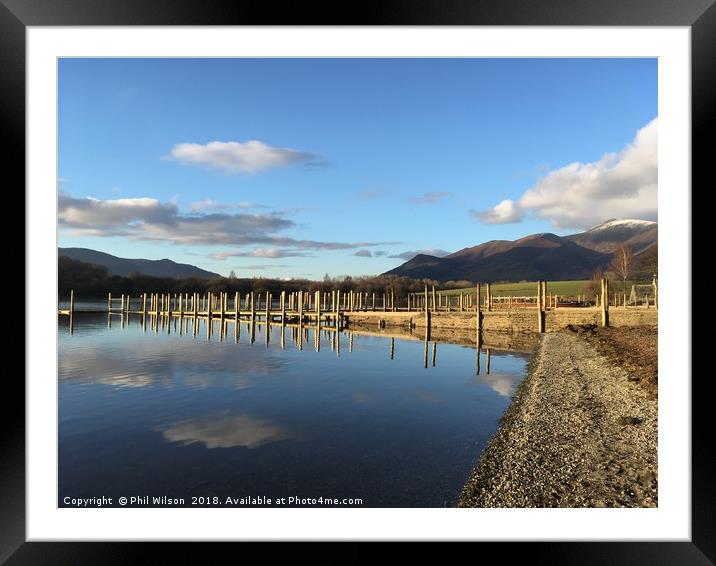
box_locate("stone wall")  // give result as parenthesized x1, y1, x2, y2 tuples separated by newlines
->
(343, 307, 657, 334)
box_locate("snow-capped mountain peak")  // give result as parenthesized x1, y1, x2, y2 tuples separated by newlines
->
(587, 219, 657, 232)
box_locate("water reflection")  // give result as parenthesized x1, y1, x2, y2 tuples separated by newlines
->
(408, 388, 443, 404)
(83, 313, 534, 368)
(473, 372, 522, 398)
(161, 413, 294, 449)
(58, 314, 531, 507)
(62, 314, 532, 396)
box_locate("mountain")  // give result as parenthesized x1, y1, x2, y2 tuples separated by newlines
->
(565, 219, 657, 254)
(384, 220, 657, 283)
(58, 247, 221, 279)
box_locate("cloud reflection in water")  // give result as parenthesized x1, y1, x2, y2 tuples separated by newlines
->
(160, 413, 294, 449)
(472, 372, 522, 397)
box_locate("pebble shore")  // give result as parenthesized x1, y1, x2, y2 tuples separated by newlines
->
(459, 331, 657, 508)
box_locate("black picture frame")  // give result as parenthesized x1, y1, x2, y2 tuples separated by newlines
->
(4, 1, 707, 562)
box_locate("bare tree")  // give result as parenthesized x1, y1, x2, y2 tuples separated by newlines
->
(578, 267, 604, 305)
(610, 245, 633, 295)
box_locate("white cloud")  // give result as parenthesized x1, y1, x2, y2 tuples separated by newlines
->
(211, 249, 311, 260)
(472, 199, 523, 224)
(389, 249, 451, 260)
(167, 140, 315, 173)
(59, 191, 397, 254)
(477, 118, 658, 230)
(161, 414, 294, 449)
(58, 194, 177, 228)
(189, 199, 267, 212)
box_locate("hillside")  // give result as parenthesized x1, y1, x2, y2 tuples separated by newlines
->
(384, 220, 657, 283)
(565, 219, 657, 254)
(58, 247, 220, 279)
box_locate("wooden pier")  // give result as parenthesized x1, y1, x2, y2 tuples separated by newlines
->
(59, 278, 657, 335)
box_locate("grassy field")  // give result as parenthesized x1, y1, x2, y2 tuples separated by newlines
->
(439, 280, 650, 298)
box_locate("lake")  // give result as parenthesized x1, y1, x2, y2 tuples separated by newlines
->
(58, 313, 529, 508)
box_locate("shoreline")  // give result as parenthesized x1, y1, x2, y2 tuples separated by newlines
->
(458, 329, 657, 508)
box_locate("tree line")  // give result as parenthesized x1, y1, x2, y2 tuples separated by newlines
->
(58, 256, 443, 300)
(580, 244, 658, 298)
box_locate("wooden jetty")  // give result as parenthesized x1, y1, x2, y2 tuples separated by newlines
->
(58, 278, 657, 335)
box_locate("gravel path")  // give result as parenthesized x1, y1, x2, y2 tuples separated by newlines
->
(458, 332, 657, 508)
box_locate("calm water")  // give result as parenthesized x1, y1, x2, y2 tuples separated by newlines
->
(58, 313, 529, 507)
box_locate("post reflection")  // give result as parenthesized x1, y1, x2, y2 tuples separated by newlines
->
(84, 313, 531, 375)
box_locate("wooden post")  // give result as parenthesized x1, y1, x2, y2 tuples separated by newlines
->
(432, 286, 437, 310)
(653, 277, 658, 309)
(423, 336, 428, 368)
(265, 291, 270, 323)
(69, 289, 74, 316)
(281, 291, 286, 324)
(108, 292, 112, 313)
(235, 292, 239, 325)
(315, 290, 321, 325)
(391, 288, 395, 312)
(335, 289, 341, 329)
(298, 290, 303, 323)
(476, 283, 482, 332)
(424, 285, 431, 341)
(537, 281, 545, 333)
(600, 278, 609, 327)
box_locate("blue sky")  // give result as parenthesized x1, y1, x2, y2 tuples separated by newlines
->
(58, 58, 657, 279)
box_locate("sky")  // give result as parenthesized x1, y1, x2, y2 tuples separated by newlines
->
(58, 58, 657, 279)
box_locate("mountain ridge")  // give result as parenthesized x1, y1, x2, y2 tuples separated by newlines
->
(58, 247, 221, 279)
(384, 219, 657, 282)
